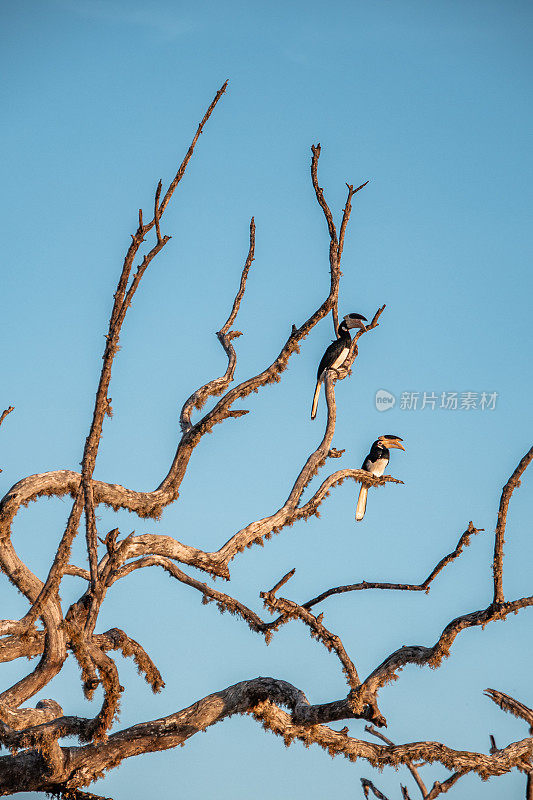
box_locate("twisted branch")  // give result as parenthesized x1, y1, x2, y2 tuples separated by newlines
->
(179, 217, 255, 432)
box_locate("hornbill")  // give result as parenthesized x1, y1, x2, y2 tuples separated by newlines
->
(355, 435, 405, 522)
(311, 313, 367, 420)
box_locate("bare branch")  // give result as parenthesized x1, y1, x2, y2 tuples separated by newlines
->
(493, 445, 533, 604)
(361, 777, 390, 799)
(310, 143, 339, 332)
(23, 489, 85, 625)
(216, 380, 401, 565)
(74, 83, 228, 596)
(154, 179, 162, 244)
(365, 725, 427, 798)
(261, 590, 362, 692)
(179, 217, 255, 432)
(424, 771, 467, 799)
(0, 678, 377, 792)
(485, 688, 533, 731)
(96, 628, 164, 695)
(158, 81, 228, 219)
(268, 568, 296, 596)
(362, 594, 533, 695)
(83, 643, 122, 742)
(220, 217, 255, 335)
(64, 565, 91, 581)
(0, 674, 532, 794)
(309, 146, 367, 335)
(310, 144, 338, 245)
(251, 693, 533, 780)
(303, 523, 483, 610)
(0, 406, 14, 428)
(108, 555, 268, 636)
(0, 405, 14, 469)
(338, 181, 368, 267)
(0, 84, 229, 724)
(83, 478, 99, 590)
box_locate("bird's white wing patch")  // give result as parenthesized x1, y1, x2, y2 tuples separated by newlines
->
(369, 458, 388, 477)
(329, 346, 349, 371)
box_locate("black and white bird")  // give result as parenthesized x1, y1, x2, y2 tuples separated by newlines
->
(355, 435, 405, 522)
(311, 313, 367, 420)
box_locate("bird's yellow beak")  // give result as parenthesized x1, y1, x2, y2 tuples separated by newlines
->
(383, 438, 405, 451)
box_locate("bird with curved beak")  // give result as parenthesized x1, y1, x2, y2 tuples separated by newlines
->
(355, 435, 405, 522)
(311, 313, 367, 420)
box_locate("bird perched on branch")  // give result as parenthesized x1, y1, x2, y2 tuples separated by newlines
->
(311, 313, 367, 420)
(355, 435, 405, 522)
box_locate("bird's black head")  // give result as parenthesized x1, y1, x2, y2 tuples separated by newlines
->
(338, 319, 350, 335)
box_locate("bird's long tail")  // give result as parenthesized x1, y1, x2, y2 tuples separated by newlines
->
(311, 380, 321, 420)
(355, 485, 368, 522)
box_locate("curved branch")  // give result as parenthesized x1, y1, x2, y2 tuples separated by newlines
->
(179, 217, 255, 432)
(252, 698, 533, 779)
(0, 589, 66, 709)
(108, 556, 268, 636)
(493, 445, 533, 604)
(0, 407, 14, 428)
(0, 678, 387, 793)
(1, 676, 533, 794)
(303, 523, 483, 609)
(214, 378, 399, 564)
(213, 375, 337, 561)
(362, 595, 533, 694)
(261, 590, 361, 690)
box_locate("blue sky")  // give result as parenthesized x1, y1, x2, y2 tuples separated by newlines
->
(1, 1, 533, 798)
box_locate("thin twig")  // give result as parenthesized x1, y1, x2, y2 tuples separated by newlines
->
(0, 407, 14, 428)
(154, 179, 162, 244)
(220, 217, 255, 335)
(0, 406, 14, 473)
(302, 523, 483, 609)
(365, 725, 427, 798)
(361, 777, 390, 800)
(158, 81, 228, 219)
(268, 568, 296, 596)
(425, 771, 467, 799)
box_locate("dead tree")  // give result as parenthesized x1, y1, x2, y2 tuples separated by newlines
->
(0, 82, 532, 799)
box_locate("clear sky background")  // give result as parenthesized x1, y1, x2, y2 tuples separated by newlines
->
(1, 1, 533, 798)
